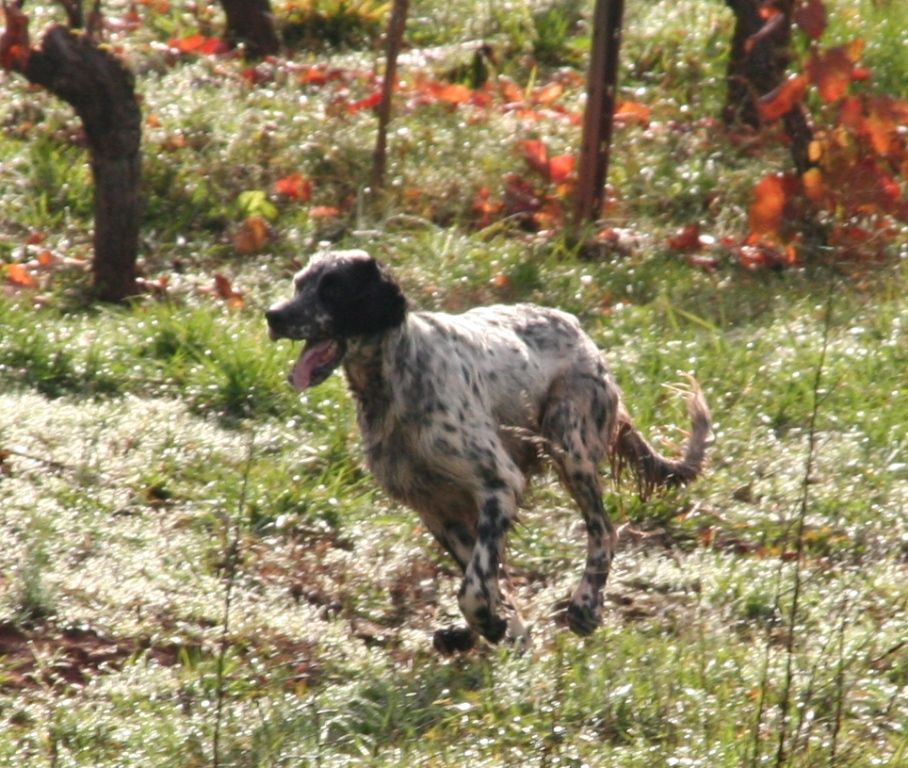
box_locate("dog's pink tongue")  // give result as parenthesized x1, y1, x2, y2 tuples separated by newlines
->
(291, 340, 338, 391)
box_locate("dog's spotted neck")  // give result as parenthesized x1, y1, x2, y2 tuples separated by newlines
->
(342, 325, 405, 421)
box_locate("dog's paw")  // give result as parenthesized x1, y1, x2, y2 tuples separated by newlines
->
(458, 583, 508, 644)
(472, 605, 508, 644)
(565, 601, 602, 637)
(432, 626, 477, 655)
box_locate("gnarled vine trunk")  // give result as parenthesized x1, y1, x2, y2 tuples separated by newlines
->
(20, 24, 142, 302)
(723, 0, 813, 175)
(219, 0, 280, 59)
(724, 0, 794, 128)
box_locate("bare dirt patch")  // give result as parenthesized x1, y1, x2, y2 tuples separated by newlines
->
(0, 621, 185, 691)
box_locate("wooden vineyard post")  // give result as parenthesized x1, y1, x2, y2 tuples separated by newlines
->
(574, 0, 625, 227)
(370, 0, 409, 194)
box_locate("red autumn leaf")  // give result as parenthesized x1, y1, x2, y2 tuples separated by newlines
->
(33, 250, 54, 267)
(472, 186, 504, 228)
(241, 65, 273, 86)
(5, 263, 35, 287)
(520, 139, 550, 178)
(0, 1, 31, 71)
(838, 95, 864, 130)
(345, 90, 382, 114)
(839, 159, 902, 216)
(793, 0, 826, 40)
(830, 224, 878, 260)
(738, 243, 796, 271)
(533, 81, 563, 105)
(808, 45, 860, 103)
(213, 272, 232, 298)
(548, 154, 575, 184)
(802, 168, 825, 203)
(861, 96, 908, 157)
(530, 205, 561, 230)
(596, 227, 621, 245)
(213, 273, 244, 309)
(137, 275, 170, 296)
(508, 107, 545, 123)
(667, 224, 702, 252)
(758, 74, 808, 122)
(199, 37, 229, 55)
(748, 174, 797, 242)
(161, 132, 186, 151)
(614, 100, 651, 126)
(299, 66, 330, 86)
(168, 33, 228, 56)
(109, 8, 142, 32)
(468, 85, 493, 109)
(273, 173, 313, 201)
(433, 82, 473, 105)
(503, 173, 543, 217)
(499, 78, 524, 104)
(309, 205, 341, 219)
(844, 38, 865, 62)
(232, 215, 270, 254)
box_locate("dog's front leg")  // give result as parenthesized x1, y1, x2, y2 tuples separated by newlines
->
(457, 490, 522, 644)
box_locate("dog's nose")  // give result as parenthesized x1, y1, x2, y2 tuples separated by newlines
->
(265, 301, 289, 323)
(265, 305, 286, 339)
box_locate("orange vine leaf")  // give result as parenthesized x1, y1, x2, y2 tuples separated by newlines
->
(614, 100, 651, 127)
(273, 173, 313, 201)
(758, 75, 808, 122)
(5, 262, 35, 287)
(667, 224, 702, 252)
(793, 0, 827, 40)
(748, 174, 798, 243)
(808, 43, 863, 103)
(548, 154, 575, 184)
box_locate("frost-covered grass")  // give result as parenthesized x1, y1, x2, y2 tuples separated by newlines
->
(1, 0, 907, 766)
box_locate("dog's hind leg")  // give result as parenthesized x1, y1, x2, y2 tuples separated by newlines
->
(542, 376, 619, 636)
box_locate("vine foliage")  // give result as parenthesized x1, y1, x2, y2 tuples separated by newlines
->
(746, 0, 908, 266)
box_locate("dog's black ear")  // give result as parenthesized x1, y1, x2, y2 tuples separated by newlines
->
(321, 257, 407, 337)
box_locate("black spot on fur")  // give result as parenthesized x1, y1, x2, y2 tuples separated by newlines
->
(320, 257, 406, 337)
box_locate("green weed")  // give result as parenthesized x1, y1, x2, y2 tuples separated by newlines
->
(280, 0, 388, 51)
(7, 514, 57, 624)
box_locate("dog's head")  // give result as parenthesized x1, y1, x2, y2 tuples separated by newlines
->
(265, 250, 406, 391)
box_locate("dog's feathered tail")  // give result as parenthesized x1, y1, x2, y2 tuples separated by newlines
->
(612, 376, 712, 500)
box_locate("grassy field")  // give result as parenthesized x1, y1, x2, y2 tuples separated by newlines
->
(1, 1, 907, 766)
